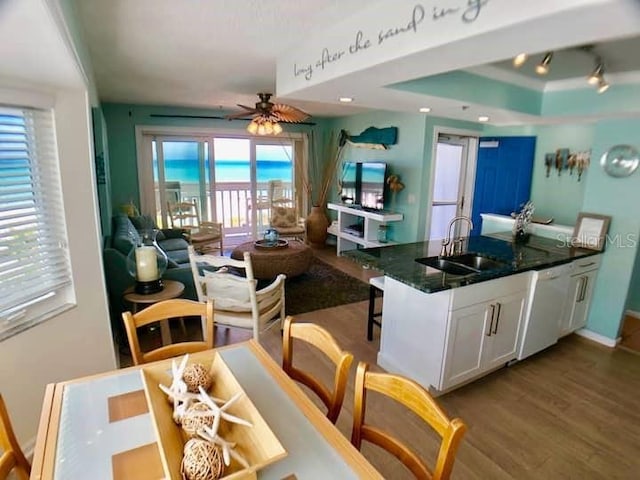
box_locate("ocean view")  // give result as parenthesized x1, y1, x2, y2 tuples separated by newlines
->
(157, 159, 293, 183)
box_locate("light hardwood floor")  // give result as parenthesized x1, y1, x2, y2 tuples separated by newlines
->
(125, 246, 640, 479)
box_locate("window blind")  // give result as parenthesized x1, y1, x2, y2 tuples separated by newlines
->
(0, 106, 74, 341)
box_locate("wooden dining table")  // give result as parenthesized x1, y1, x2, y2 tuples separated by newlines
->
(30, 340, 382, 479)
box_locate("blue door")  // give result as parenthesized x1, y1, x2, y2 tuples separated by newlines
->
(470, 136, 536, 235)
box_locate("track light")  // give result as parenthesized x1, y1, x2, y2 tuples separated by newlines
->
(588, 63, 604, 85)
(535, 52, 553, 75)
(513, 53, 528, 68)
(597, 77, 609, 94)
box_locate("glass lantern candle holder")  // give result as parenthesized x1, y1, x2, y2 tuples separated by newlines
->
(126, 229, 169, 294)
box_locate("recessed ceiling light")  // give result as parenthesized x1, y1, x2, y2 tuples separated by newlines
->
(339, 97, 353, 103)
(513, 53, 528, 68)
(478, 115, 490, 122)
(419, 107, 431, 113)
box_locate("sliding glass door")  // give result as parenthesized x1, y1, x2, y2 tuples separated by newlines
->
(148, 134, 296, 245)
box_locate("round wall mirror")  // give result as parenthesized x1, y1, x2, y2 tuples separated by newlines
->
(600, 144, 639, 177)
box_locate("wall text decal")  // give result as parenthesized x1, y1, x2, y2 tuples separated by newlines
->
(293, 0, 489, 81)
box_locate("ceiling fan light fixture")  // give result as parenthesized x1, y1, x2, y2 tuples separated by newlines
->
(535, 52, 553, 75)
(247, 120, 259, 134)
(513, 53, 528, 68)
(272, 122, 283, 135)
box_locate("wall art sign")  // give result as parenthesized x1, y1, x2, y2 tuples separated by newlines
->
(292, 0, 489, 82)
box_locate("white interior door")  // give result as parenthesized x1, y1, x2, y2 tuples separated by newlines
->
(427, 135, 472, 241)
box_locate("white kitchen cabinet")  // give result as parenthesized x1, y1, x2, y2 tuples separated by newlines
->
(441, 291, 526, 390)
(560, 256, 601, 336)
(378, 272, 530, 394)
(327, 203, 403, 255)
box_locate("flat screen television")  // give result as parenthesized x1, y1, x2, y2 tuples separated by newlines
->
(339, 162, 387, 210)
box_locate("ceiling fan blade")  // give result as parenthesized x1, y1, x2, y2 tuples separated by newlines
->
(237, 104, 258, 112)
(224, 110, 256, 120)
(271, 104, 310, 123)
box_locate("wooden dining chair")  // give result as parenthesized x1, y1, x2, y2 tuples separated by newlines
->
(0, 394, 31, 480)
(351, 362, 467, 479)
(282, 316, 354, 424)
(122, 299, 214, 365)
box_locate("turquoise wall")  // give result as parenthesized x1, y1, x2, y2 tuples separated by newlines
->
(542, 83, 640, 118)
(482, 123, 594, 225)
(325, 112, 482, 243)
(101, 103, 319, 212)
(325, 111, 427, 243)
(390, 71, 542, 115)
(581, 118, 640, 339)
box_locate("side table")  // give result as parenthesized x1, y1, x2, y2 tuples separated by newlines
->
(123, 279, 185, 346)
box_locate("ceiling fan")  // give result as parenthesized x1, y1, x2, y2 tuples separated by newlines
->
(225, 93, 310, 124)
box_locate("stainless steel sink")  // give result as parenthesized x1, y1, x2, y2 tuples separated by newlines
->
(416, 254, 507, 275)
(445, 253, 507, 271)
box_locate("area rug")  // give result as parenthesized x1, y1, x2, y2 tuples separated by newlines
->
(283, 257, 371, 315)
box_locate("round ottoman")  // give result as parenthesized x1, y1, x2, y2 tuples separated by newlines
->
(231, 240, 313, 279)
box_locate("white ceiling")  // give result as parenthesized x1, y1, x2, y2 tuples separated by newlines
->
(74, 0, 370, 116)
(0, 0, 83, 92)
(74, 0, 640, 123)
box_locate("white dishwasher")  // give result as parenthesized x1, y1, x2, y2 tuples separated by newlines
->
(518, 263, 573, 360)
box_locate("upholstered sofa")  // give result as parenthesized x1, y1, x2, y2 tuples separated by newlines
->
(102, 214, 197, 341)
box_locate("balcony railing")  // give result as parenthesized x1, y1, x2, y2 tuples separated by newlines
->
(157, 181, 293, 246)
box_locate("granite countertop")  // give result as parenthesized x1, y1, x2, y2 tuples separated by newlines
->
(345, 233, 599, 294)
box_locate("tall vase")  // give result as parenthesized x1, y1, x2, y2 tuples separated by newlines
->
(306, 205, 329, 248)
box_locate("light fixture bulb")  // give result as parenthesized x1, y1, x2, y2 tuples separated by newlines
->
(587, 63, 604, 85)
(535, 52, 553, 75)
(257, 124, 266, 135)
(478, 115, 490, 122)
(272, 122, 283, 134)
(597, 77, 609, 94)
(247, 120, 258, 134)
(419, 107, 431, 113)
(263, 121, 273, 134)
(513, 53, 528, 68)
(339, 97, 353, 103)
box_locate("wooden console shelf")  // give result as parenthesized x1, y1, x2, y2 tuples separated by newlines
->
(327, 203, 403, 255)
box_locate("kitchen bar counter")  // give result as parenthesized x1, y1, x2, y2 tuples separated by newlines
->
(345, 233, 598, 293)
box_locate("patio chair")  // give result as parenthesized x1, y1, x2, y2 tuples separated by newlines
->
(168, 200, 223, 254)
(188, 246, 286, 341)
(270, 206, 306, 241)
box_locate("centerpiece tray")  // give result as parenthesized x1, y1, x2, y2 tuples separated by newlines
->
(254, 239, 289, 249)
(141, 350, 287, 479)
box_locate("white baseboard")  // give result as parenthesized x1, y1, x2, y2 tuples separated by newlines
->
(574, 328, 620, 347)
(625, 309, 640, 319)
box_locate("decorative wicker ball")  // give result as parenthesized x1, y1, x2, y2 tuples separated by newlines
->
(181, 402, 215, 437)
(183, 363, 212, 393)
(181, 439, 224, 480)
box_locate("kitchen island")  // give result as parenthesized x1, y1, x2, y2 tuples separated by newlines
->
(345, 234, 600, 393)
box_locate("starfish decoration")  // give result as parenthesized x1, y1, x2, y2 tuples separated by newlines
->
(199, 424, 250, 469)
(196, 387, 253, 430)
(158, 384, 199, 423)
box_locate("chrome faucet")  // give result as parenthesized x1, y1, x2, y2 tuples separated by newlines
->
(440, 216, 474, 257)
